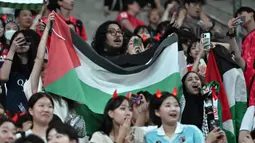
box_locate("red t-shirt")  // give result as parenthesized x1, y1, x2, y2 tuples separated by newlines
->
(242, 29, 255, 106)
(116, 11, 145, 29)
(58, 14, 88, 40)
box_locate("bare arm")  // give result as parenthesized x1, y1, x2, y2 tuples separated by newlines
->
(227, 18, 246, 71)
(161, 4, 174, 22)
(30, 13, 53, 94)
(120, 19, 135, 33)
(0, 37, 25, 82)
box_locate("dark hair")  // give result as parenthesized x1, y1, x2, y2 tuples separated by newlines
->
(251, 128, 255, 139)
(91, 21, 126, 55)
(186, 39, 200, 64)
(0, 18, 7, 51)
(48, 114, 62, 127)
(15, 134, 44, 143)
(15, 113, 31, 128)
(14, 9, 35, 18)
(156, 21, 170, 35)
(98, 96, 131, 135)
(137, 91, 152, 102)
(46, 123, 78, 142)
(184, 0, 205, 5)
(28, 92, 54, 109)
(235, 6, 255, 20)
(134, 26, 150, 35)
(0, 115, 15, 126)
(123, 0, 139, 10)
(47, 0, 59, 11)
(149, 92, 180, 126)
(9, 29, 40, 75)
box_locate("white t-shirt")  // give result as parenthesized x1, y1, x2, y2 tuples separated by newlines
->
(23, 77, 69, 122)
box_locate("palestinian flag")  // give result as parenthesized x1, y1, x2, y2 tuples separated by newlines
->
(206, 46, 247, 143)
(44, 13, 183, 135)
(0, 0, 43, 10)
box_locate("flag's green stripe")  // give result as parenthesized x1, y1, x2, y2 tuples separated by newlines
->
(232, 102, 247, 139)
(0, 2, 42, 10)
(223, 129, 236, 143)
(45, 69, 182, 114)
(218, 100, 237, 143)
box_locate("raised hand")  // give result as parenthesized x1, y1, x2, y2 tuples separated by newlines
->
(10, 36, 26, 53)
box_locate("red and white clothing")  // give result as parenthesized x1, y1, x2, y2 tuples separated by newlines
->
(116, 11, 145, 29)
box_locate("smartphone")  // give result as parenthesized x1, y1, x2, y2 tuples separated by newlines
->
(201, 33, 211, 49)
(234, 16, 245, 26)
(131, 94, 142, 105)
(133, 38, 142, 48)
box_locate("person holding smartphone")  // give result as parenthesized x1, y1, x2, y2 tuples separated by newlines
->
(227, 6, 255, 143)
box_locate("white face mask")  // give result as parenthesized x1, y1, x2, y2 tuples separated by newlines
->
(4, 30, 17, 40)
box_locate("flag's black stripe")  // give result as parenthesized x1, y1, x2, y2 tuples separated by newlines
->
(71, 29, 178, 75)
(212, 45, 240, 80)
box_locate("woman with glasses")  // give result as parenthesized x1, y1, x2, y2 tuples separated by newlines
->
(91, 21, 126, 57)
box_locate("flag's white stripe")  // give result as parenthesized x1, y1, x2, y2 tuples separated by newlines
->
(0, 0, 42, 3)
(223, 68, 247, 108)
(223, 119, 235, 135)
(74, 42, 179, 94)
(240, 106, 255, 131)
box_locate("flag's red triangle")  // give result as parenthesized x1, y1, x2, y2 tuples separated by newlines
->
(205, 50, 232, 122)
(43, 12, 81, 87)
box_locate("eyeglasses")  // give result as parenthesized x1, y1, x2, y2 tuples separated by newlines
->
(107, 29, 124, 36)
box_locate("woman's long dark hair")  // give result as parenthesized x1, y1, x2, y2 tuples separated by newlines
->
(91, 21, 126, 55)
(9, 29, 40, 75)
(181, 71, 204, 129)
(98, 96, 131, 135)
(0, 18, 7, 52)
(186, 39, 200, 64)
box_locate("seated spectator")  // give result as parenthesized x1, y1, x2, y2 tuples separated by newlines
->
(16, 92, 54, 142)
(116, 0, 145, 34)
(90, 95, 145, 143)
(104, 0, 124, 15)
(57, 0, 88, 40)
(46, 123, 78, 143)
(147, 9, 161, 36)
(14, 9, 34, 30)
(146, 91, 205, 142)
(15, 134, 45, 143)
(91, 21, 126, 57)
(0, 29, 40, 114)
(0, 115, 16, 143)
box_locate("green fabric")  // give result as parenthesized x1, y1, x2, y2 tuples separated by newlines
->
(0, 2, 42, 10)
(45, 69, 182, 114)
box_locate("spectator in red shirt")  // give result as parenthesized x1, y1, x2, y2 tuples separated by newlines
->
(116, 0, 145, 34)
(57, 0, 88, 40)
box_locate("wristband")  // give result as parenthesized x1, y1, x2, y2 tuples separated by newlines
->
(226, 30, 236, 38)
(5, 58, 13, 62)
